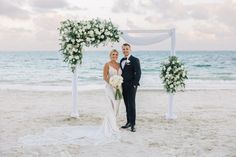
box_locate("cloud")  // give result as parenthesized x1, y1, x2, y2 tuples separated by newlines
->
(188, 5, 211, 20)
(126, 19, 140, 29)
(112, 0, 189, 19)
(32, 13, 64, 31)
(29, 0, 69, 11)
(0, 0, 30, 19)
(0, 0, 236, 50)
(111, 0, 146, 14)
(185, 0, 236, 37)
(111, 0, 132, 13)
(215, 0, 236, 31)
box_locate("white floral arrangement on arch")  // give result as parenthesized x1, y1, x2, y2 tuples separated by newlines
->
(160, 56, 188, 93)
(58, 18, 122, 72)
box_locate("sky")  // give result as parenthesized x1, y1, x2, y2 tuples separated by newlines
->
(0, 0, 236, 51)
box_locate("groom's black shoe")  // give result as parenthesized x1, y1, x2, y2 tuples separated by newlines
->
(131, 125, 136, 132)
(121, 123, 131, 129)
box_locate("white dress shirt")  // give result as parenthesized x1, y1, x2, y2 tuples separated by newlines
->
(121, 54, 131, 69)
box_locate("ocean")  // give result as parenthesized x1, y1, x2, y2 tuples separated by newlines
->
(0, 50, 236, 91)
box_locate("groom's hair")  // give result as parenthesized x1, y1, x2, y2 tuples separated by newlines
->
(122, 43, 131, 48)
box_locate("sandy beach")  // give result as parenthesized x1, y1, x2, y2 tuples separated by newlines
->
(0, 89, 236, 157)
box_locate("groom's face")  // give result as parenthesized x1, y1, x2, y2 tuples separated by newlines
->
(122, 45, 131, 57)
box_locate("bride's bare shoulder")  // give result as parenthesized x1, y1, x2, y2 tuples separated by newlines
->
(104, 62, 110, 68)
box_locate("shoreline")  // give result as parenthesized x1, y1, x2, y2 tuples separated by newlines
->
(1, 84, 236, 92)
(2, 88, 236, 94)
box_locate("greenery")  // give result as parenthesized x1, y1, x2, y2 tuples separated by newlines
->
(160, 56, 188, 93)
(59, 18, 122, 72)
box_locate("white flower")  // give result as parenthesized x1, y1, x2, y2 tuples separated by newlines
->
(69, 56, 73, 60)
(109, 75, 123, 88)
(86, 24, 91, 29)
(126, 59, 130, 64)
(67, 44, 72, 48)
(86, 38, 91, 42)
(99, 24, 104, 29)
(94, 28, 99, 33)
(80, 42, 85, 46)
(72, 47, 76, 52)
(89, 30, 94, 35)
(105, 31, 109, 36)
(69, 51, 73, 55)
(167, 67, 171, 71)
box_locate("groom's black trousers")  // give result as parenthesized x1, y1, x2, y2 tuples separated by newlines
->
(122, 83, 137, 126)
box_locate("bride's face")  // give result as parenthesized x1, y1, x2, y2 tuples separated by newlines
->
(110, 51, 118, 61)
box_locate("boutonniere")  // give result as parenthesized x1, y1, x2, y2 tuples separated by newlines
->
(126, 59, 130, 65)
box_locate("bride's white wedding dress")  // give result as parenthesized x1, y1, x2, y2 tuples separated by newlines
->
(19, 65, 122, 146)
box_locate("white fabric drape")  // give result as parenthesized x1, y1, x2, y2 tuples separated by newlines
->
(121, 30, 172, 46)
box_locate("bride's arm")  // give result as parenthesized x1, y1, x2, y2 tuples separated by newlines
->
(103, 63, 109, 83)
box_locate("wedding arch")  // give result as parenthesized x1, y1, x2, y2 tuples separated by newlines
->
(59, 19, 177, 120)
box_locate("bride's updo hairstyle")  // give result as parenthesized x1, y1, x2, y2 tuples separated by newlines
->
(109, 49, 119, 59)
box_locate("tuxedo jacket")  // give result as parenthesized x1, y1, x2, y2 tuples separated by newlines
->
(120, 55, 141, 86)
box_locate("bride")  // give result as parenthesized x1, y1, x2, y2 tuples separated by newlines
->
(19, 49, 122, 146)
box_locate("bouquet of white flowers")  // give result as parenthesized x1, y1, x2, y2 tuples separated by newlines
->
(109, 75, 123, 100)
(160, 56, 188, 93)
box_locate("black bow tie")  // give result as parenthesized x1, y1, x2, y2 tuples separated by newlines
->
(121, 57, 127, 61)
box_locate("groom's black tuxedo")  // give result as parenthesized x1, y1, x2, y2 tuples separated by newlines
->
(120, 55, 141, 126)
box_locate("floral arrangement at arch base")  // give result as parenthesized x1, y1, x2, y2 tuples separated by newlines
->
(59, 18, 122, 72)
(160, 56, 188, 93)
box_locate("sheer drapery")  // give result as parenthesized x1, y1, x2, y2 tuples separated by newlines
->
(121, 30, 172, 46)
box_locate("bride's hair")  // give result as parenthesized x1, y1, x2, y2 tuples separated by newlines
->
(109, 49, 119, 58)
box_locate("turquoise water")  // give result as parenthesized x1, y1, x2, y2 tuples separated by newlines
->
(0, 50, 236, 90)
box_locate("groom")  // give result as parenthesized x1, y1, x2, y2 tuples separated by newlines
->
(120, 43, 141, 132)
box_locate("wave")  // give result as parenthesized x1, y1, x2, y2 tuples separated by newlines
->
(45, 58, 59, 61)
(231, 58, 236, 61)
(193, 64, 211, 67)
